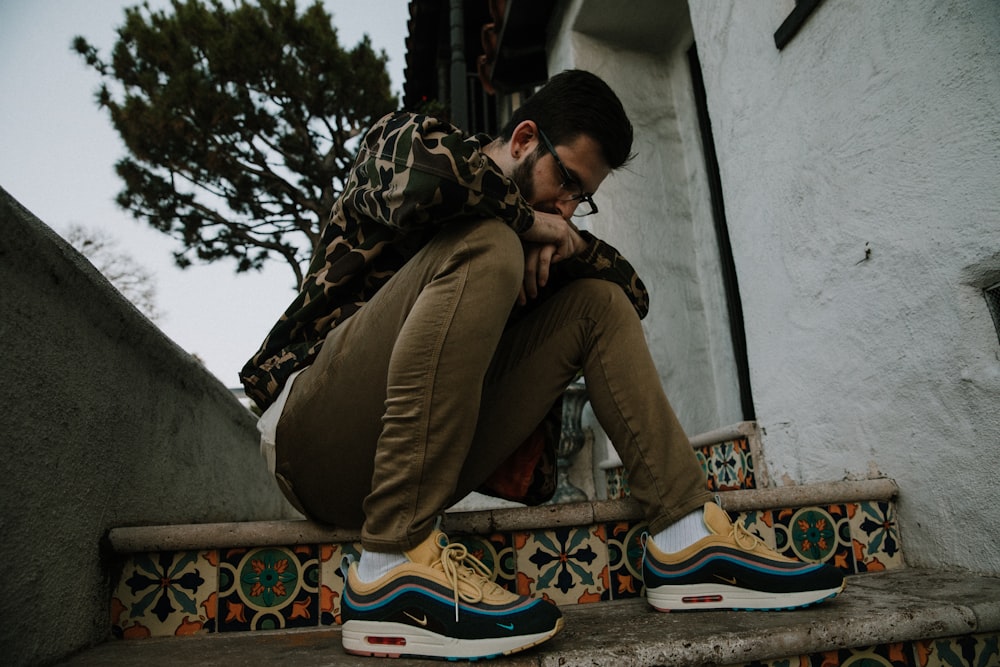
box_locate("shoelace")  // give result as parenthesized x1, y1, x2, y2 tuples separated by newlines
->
(438, 542, 500, 621)
(713, 495, 778, 557)
(729, 519, 796, 562)
(731, 519, 765, 552)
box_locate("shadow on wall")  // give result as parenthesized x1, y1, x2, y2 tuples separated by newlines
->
(0, 187, 299, 666)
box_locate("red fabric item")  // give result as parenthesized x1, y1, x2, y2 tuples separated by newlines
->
(481, 424, 547, 502)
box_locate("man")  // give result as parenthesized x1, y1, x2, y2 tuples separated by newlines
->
(241, 70, 844, 661)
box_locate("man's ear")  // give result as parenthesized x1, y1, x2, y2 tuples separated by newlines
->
(509, 120, 539, 160)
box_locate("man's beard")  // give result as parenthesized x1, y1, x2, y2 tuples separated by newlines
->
(509, 146, 540, 203)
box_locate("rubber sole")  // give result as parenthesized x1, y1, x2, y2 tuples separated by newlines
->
(646, 580, 846, 612)
(342, 617, 565, 660)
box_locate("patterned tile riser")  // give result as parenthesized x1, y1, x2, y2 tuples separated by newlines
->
(110, 551, 218, 639)
(110, 500, 903, 639)
(731, 632, 999, 667)
(110, 435, 755, 638)
(607, 436, 759, 499)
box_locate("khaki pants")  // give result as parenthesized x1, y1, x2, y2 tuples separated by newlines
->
(275, 219, 712, 552)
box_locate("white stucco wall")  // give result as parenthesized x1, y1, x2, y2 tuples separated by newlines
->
(545, 0, 1000, 574)
(685, 0, 1000, 573)
(548, 0, 745, 437)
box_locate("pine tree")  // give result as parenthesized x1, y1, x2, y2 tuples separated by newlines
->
(74, 0, 398, 287)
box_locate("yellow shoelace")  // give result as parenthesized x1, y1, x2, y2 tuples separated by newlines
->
(731, 520, 764, 551)
(438, 542, 501, 621)
(728, 518, 796, 562)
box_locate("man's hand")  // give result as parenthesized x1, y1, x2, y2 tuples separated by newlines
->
(519, 211, 584, 261)
(518, 211, 587, 304)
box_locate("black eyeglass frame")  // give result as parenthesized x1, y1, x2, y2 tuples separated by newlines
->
(538, 130, 599, 217)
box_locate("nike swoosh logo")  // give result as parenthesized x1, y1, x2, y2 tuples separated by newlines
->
(404, 611, 428, 626)
(496, 622, 515, 631)
(714, 575, 738, 586)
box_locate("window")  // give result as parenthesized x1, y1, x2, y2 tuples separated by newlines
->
(985, 282, 1000, 345)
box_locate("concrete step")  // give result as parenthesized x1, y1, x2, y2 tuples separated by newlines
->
(65, 568, 1000, 666)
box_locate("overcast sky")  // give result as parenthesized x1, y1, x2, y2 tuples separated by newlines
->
(0, 0, 410, 388)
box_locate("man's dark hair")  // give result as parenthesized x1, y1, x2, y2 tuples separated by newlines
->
(500, 69, 634, 169)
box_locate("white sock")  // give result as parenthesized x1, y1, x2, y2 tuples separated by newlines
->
(652, 508, 712, 554)
(356, 550, 408, 583)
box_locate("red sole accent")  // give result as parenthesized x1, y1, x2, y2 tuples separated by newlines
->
(681, 595, 725, 604)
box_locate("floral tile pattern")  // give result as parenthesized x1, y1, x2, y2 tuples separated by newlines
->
(850, 500, 904, 572)
(730, 503, 900, 575)
(318, 541, 361, 625)
(607, 436, 758, 499)
(697, 436, 758, 492)
(109, 501, 906, 641)
(915, 633, 999, 667)
(217, 544, 320, 632)
(774, 504, 853, 569)
(812, 642, 916, 666)
(514, 525, 609, 605)
(734, 632, 1000, 667)
(111, 550, 217, 639)
(605, 520, 647, 601)
(605, 465, 631, 499)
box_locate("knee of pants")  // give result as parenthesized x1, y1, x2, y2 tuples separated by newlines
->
(458, 218, 525, 293)
(562, 278, 638, 322)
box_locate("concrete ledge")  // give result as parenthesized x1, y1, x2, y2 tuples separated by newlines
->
(0, 188, 298, 666)
(719, 477, 899, 512)
(107, 478, 898, 553)
(687, 420, 759, 448)
(63, 568, 1000, 666)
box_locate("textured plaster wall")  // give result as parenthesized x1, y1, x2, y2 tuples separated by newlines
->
(0, 189, 299, 665)
(548, 0, 744, 437)
(685, 1, 1000, 573)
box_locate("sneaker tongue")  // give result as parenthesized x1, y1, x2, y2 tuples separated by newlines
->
(404, 531, 512, 602)
(702, 502, 733, 535)
(405, 531, 449, 567)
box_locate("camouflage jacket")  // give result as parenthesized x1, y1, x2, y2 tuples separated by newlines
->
(241, 110, 649, 408)
(239, 111, 649, 502)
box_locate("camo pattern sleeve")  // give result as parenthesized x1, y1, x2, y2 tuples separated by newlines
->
(239, 111, 536, 410)
(552, 230, 650, 319)
(344, 111, 536, 233)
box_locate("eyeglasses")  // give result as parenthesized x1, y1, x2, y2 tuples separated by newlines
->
(538, 130, 598, 217)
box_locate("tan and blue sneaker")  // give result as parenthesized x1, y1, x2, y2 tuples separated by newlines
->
(643, 502, 846, 611)
(341, 531, 563, 660)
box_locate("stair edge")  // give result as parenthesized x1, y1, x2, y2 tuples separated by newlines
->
(544, 572, 995, 666)
(107, 478, 898, 554)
